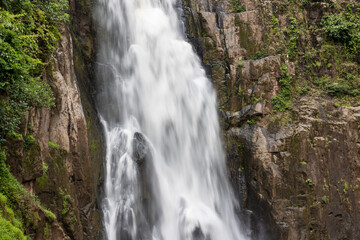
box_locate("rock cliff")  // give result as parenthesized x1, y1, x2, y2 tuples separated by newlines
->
(183, 0, 360, 239)
(2, 0, 359, 239)
(2, 0, 102, 239)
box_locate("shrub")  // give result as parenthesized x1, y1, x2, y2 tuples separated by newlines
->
(229, 0, 246, 13)
(321, 4, 360, 57)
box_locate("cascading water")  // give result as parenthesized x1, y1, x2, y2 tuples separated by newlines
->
(95, 0, 248, 239)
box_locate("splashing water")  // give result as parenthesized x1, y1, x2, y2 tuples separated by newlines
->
(95, 0, 248, 239)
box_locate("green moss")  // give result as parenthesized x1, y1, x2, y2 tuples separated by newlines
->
(0, 150, 53, 237)
(0, 193, 26, 240)
(7, 132, 23, 142)
(23, 135, 35, 151)
(61, 194, 71, 216)
(203, 38, 222, 64)
(0, 151, 26, 208)
(43, 209, 56, 223)
(48, 141, 59, 149)
(0, 217, 26, 240)
(238, 20, 257, 58)
(36, 174, 49, 192)
(22, 142, 41, 178)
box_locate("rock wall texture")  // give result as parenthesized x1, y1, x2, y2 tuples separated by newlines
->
(183, 0, 360, 239)
(5, 0, 103, 239)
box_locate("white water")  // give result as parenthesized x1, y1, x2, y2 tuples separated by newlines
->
(96, 0, 248, 239)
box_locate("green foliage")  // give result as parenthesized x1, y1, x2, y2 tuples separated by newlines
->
(43, 209, 56, 222)
(272, 64, 292, 112)
(0, 0, 69, 144)
(247, 119, 256, 125)
(250, 51, 269, 60)
(0, 150, 57, 237)
(321, 196, 327, 204)
(23, 135, 35, 150)
(306, 178, 313, 186)
(321, 4, 360, 57)
(58, 188, 72, 216)
(48, 141, 59, 149)
(37, 0, 70, 24)
(0, 217, 26, 240)
(326, 83, 359, 97)
(0, 151, 25, 205)
(229, 0, 246, 13)
(270, 14, 279, 28)
(286, 17, 300, 60)
(0, 161, 27, 240)
(269, 14, 279, 33)
(314, 73, 360, 97)
(36, 161, 49, 191)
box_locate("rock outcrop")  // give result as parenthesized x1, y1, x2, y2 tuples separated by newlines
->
(5, 0, 103, 238)
(183, 0, 360, 239)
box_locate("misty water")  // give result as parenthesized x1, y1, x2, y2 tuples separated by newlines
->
(95, 0, 248, 239)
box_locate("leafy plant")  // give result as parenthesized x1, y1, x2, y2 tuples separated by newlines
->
(286, 17, 300, 60)
(0, 0, 69, 144)
(229, 0, 246, 13)
(272, 64, 292, 112)
(321, 4, 360, 57)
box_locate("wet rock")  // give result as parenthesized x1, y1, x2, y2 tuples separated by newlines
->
(132, 132, 150, 166)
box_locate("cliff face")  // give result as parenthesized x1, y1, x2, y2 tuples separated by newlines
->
(3, 0, 359, 239)
(183, 0, 360, 239)
(3, 0, 102, 239)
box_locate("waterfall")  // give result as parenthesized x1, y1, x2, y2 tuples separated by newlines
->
(95, 0, 248, 239)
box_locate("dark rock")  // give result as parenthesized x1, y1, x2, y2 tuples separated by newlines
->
(132, 132, 150, 166)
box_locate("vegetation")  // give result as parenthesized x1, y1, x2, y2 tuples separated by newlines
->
(272, 64, 292, 112)
(0, 0, 67, 236)
(229, 0, 246, 13)
(0, 150, 58, 238)
(306, 178, 313, 186)
(266, 1, 360, 116)
(48, 140, 59, 149)
(321, 4, 360, 58)
(0, 0, 69, 144)
(0, 151, 27, 238)
(285, 17, 300, 60)
(0, 192, 26, 240)
(250, 51, 269, 60)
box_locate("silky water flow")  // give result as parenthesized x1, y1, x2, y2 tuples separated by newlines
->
(95, 0, 248, 239)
